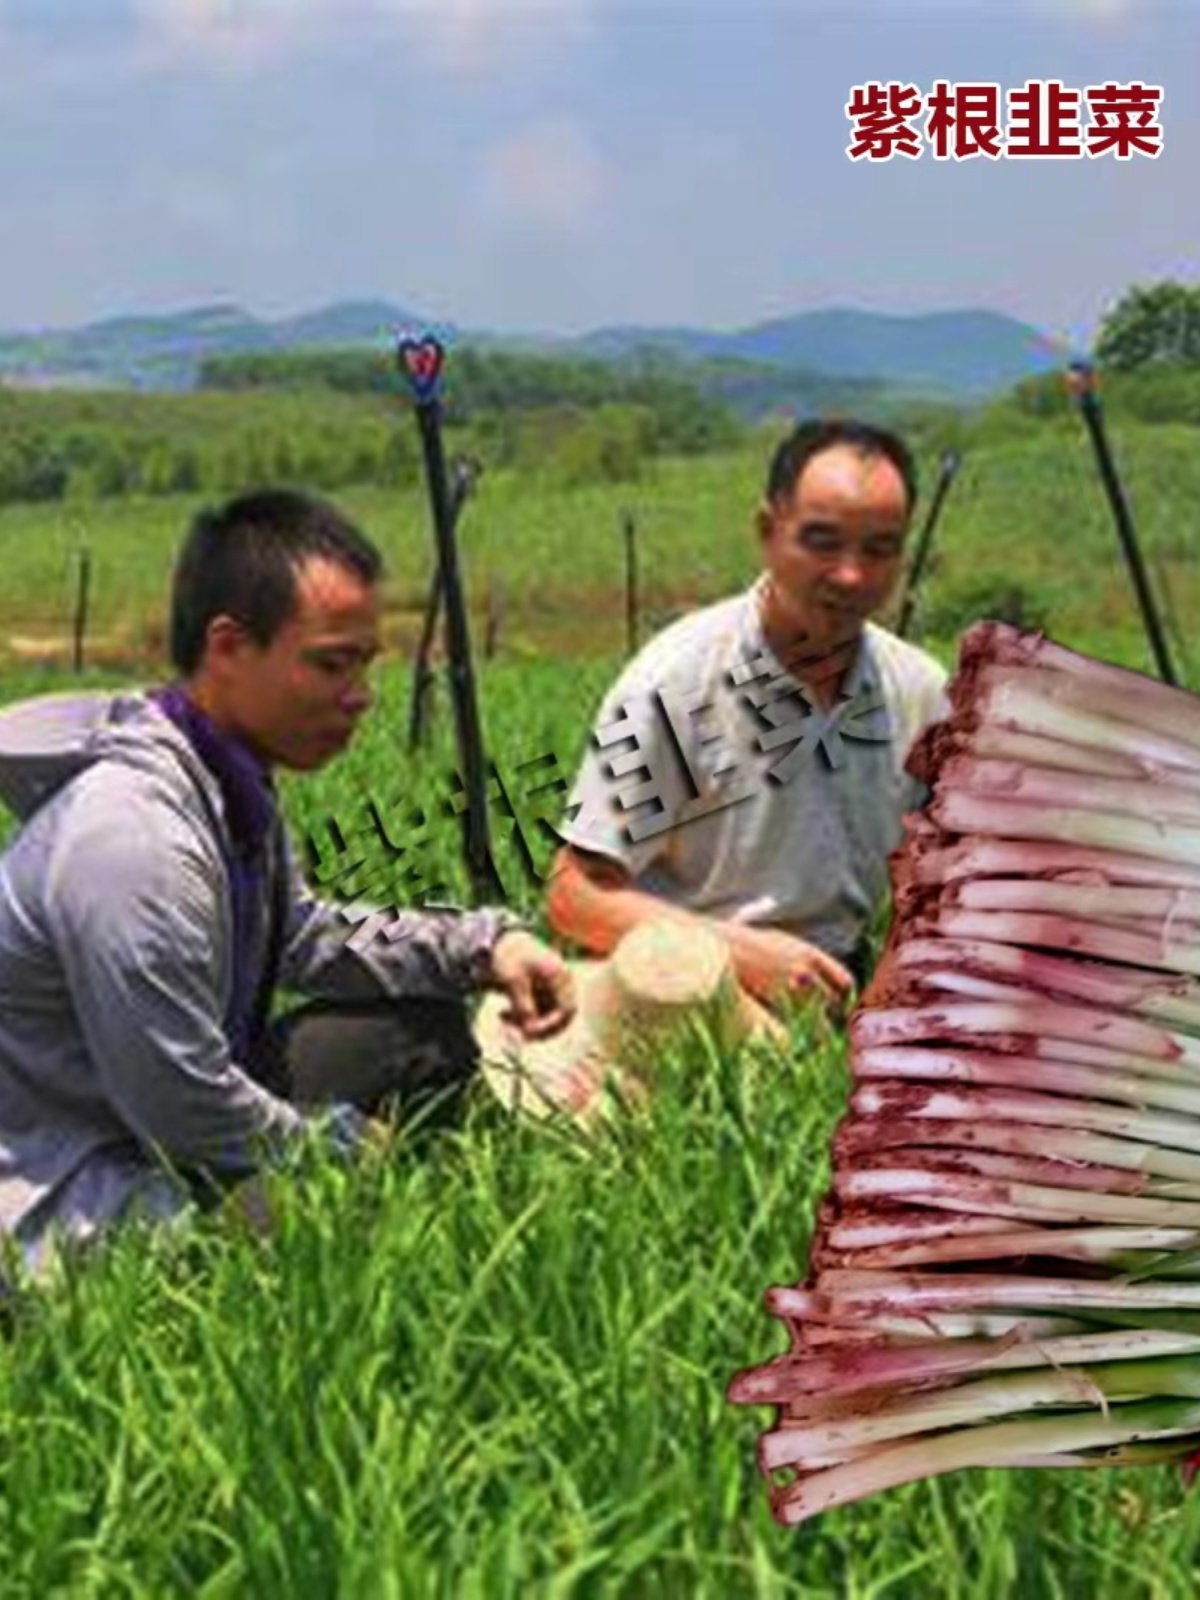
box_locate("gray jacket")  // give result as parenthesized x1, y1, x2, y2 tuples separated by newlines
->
(0, 690, 508, 1270)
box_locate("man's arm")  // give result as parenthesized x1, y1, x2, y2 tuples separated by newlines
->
(546, 844, 656, 958)
(547, 845, 854, 1006)
(276, 829, 575, 1038)
(548, 647, 709, 944)
(275, 824, 518, 1002)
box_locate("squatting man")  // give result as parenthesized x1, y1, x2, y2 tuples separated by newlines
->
(548, 419, 950, 1012)
(0, 489, 574, 1275)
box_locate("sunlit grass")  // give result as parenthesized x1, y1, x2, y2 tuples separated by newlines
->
(1, 420, 1197, 678)
(2, 1008, 1200, 1596)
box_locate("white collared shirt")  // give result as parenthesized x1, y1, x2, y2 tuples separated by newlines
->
(559, 579, 950, 959)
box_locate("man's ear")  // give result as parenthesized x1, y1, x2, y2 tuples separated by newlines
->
(755, 501, 775, 545)
(203, 615, 249, 675)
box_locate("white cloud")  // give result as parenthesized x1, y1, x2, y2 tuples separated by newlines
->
(131, 0, 324, 71)
(476, 118, 610, 231)
(133, 0, 596, 76)
(1024, 0, 1135, 17)
(382, 0, 594, 74)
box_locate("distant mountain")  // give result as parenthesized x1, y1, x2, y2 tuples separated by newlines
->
(0, 299, 442, 391)
(570, 308, 1071, 397)
(272, 299, 451, 349)
(0, 298, 1067, 398)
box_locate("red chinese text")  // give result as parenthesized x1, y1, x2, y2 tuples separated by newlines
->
(847, 79, 1164, 160)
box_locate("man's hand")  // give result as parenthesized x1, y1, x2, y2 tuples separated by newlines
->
(487, 930, 576, 1041)
(729, 926, 856, 1012)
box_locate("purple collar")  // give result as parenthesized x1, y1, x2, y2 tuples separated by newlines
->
(148, 685, 277, 857)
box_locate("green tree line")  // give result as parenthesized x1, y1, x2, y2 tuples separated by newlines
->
(0, 347, 746, 507)
(0, 387, 416, 505)
(1095, 280, 1200, 370)
(199, 344, 742, 456)
(1000, 280, 1200, 424)
(7, 282, 1196, 511)
(1009, 364, 1200, 426)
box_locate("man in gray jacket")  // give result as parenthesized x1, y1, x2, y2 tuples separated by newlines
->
(0, 488, 573, 1274)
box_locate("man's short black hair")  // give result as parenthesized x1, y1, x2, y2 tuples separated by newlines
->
(765, 419, 918, 514)
(168, 488, 384, 676)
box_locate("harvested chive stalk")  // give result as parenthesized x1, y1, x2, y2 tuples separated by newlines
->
(730, 622, 1200, 1524)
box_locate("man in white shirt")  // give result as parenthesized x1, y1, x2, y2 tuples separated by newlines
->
(547, 419, 951, 1012)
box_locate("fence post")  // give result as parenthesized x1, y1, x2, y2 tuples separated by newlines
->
(623, 508, 639, 656)
(72, 547, 92, 674)
(484, 576, 503, 661)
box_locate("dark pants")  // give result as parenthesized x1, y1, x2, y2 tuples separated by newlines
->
(250, 997, 481, 1124)
(845, 939, 874, 992)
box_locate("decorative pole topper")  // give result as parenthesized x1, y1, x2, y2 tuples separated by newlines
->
(1065, 357, 1098, 402)
(397, 332, 446, 405)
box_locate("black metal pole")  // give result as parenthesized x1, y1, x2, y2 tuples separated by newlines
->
(72, 547, 91, 674)
(397, 337, 501, 904)
(408, 457, 479, 751)
(896, 448, 961, 640)
(622, 508, 639, 656)
(1068, 360, 1178, 686)
(1150, 540, 1195, 687)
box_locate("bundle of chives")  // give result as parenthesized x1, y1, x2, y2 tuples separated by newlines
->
(730, 621, 1200, 1525)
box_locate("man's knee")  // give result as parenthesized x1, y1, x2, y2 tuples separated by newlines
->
(257, 996, 480, 1117)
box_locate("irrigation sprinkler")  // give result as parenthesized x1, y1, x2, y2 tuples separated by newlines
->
(408, 453, 483, 751)
(71, 546, 92, 674)
(1067, 359, 1179, 687)
(396, 335, 501, 905)
(895, 448, 961, 640)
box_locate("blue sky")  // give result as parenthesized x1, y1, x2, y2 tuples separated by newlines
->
(0, 0, 1193, 346)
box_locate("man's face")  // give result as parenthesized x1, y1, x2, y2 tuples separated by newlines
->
(758, 443, 911, 657)
(207, 555, 382, 771)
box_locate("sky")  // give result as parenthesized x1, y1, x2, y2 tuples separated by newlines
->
(0, 0, 1194, 347)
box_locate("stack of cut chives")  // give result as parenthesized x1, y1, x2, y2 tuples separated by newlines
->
(730, 621, 1200, 1525)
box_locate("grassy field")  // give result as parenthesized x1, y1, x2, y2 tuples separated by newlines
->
(2, 418, 1200, 1595)
(7, 1006, 1200, 1600)
(2, 416, 1199, 675)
